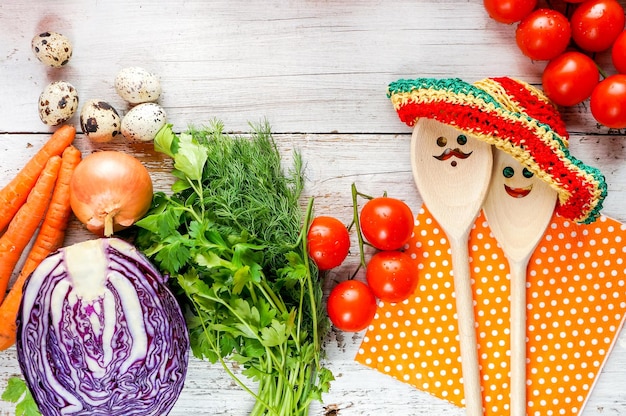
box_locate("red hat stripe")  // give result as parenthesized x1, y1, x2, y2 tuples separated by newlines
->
(489, 77, 569, 140)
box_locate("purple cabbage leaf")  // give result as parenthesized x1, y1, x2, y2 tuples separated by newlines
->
(16, 238, 189, 416)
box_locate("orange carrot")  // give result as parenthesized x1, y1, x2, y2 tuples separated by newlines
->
(0, 124, 75, 233)
(0, 146, 81, 350)
(0, 155, 62, 305)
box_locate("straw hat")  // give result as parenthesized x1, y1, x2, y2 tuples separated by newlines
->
(388, 76, 607, 224)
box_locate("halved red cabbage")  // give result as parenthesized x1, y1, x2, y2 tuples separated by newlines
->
(16, 238, 189, 416)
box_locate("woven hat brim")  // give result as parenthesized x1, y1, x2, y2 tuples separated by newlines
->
(388, 78, 607, 224)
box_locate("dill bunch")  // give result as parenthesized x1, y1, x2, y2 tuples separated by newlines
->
(185, 120, 305, 274)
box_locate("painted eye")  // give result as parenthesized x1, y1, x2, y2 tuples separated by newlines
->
(503, 166, 514, 178)
(436, 136, 447, 147)
(522, 168, 534, 178)
(457, 134, 467, 145)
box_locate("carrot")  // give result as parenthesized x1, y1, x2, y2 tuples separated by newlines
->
(0, 155, 62, 306)
(0, 146, 81, 351)
(0, 124, 75, 233)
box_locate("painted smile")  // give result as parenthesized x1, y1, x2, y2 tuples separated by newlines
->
(504, 184, 532, 198)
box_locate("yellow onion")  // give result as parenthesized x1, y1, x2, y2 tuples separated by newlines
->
(70, 151, 153, 237)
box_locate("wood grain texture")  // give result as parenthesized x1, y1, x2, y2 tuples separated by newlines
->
(1, 0, 626, 415)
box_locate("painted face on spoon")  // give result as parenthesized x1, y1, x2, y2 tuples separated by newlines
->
(432, 132, 473, 167)
(413, 118, 490, 175)
(491, 150, 553, 206)
(411, 118, 493, 211)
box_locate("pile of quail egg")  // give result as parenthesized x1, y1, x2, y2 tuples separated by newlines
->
(32, 31, 167, 143)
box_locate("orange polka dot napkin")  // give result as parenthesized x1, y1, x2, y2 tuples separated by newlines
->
(356, 205, 626, 416)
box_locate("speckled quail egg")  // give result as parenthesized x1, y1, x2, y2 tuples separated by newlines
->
(121, 103, 167, 142)
(80, 99, 121, 143)
(31, 31, 73, 68)
(38, 81, 79, 126)
(115, 67, 162, 105)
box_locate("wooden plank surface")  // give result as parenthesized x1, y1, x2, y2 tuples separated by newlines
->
(1, 1, 626, 415)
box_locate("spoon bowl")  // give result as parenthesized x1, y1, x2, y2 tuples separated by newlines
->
(411, 118, 493, 416)
(482, 150, 557, 416)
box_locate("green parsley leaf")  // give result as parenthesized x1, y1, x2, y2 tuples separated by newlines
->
(2, 377, 41, 416)
(154, 123, 178, 158)
(173, 132, 207, 181)
(260, 320, 288, 347)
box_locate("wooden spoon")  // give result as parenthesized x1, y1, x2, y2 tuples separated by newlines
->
(411, 118, 493, 416)
(482, 150, 557, 416)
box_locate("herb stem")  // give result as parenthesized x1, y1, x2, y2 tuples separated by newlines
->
(351, 183, 368, 270)
(192, 299, 274, 413)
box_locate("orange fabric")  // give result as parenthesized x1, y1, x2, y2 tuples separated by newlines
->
(356, 205, 626, 415)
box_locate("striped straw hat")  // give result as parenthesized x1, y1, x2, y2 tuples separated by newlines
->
(388, 76, 607, 224)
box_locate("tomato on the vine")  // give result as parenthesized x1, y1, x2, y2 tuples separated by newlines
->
(542, 51, 599, 106)
(326, 280, 377, 332)
(307, 216, 350, 271)
(515, 9, 571, 61)
(366, 251, 419, 304)
(570, 0, 625, 52)
(483, 0, 537, 24)
(359, 197, 414, 251)
(590, 74, 626, 129)
(612, 31, 626, 74)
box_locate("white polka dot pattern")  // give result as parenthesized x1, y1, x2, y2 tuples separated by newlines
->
(356, 206, 626, 416)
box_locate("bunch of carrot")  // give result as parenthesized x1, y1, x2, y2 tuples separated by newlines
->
(0, 125, 81, 350)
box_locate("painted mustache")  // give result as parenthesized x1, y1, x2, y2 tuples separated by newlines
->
(433, 148, 473, 161)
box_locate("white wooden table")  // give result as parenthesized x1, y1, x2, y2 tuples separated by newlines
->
(1, 1, 625, 415)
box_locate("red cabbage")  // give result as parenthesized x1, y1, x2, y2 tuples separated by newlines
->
(16, 238, 189, 416)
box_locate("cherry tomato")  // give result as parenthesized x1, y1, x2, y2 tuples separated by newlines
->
(570, 0, 626, 52)
(326, 280, 377, 332)
(542, 51, 599, 106)
(483, 0, 537, 24)
(359, 197, 414, 251)
(612, 30, 626, 74)
(515, 9, 571, 61)
(307, 216, 350, 271)
(590, 74, 626, 128)
(366, 251, 419, 304)
(564, 0, 587, 2)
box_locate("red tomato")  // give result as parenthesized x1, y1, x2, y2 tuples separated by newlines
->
(359, 197, 414, 251)
(612, 30, 626, 74)
(307, 216, 350, 271)
(570, 0, 626, 52)
(366, 251, 419, 304)
(326, 280, 377, 332)
(483, 0, 537, 24)
(542, 51, 599, 106)
(564, 0, 587, 2)
(515, 9, 571, 61)
(590, 74, 626, 128)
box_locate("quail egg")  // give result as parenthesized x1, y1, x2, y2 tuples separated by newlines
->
(115, 67, 162, 104)
(121, 103, 167, 142)
(80, 99, 121, 143)
(38, 81, 79, 126)
(31, 31, 73, 68)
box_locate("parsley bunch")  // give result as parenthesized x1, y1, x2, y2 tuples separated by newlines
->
(135, 121, 333, 416)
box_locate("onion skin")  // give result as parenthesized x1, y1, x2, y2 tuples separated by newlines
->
(70, 151, 153, 237)
(16, 238, 189, 416)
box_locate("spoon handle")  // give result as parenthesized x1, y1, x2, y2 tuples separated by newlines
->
(510, 259, 529, 416)
(449, 234, 483, 416)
